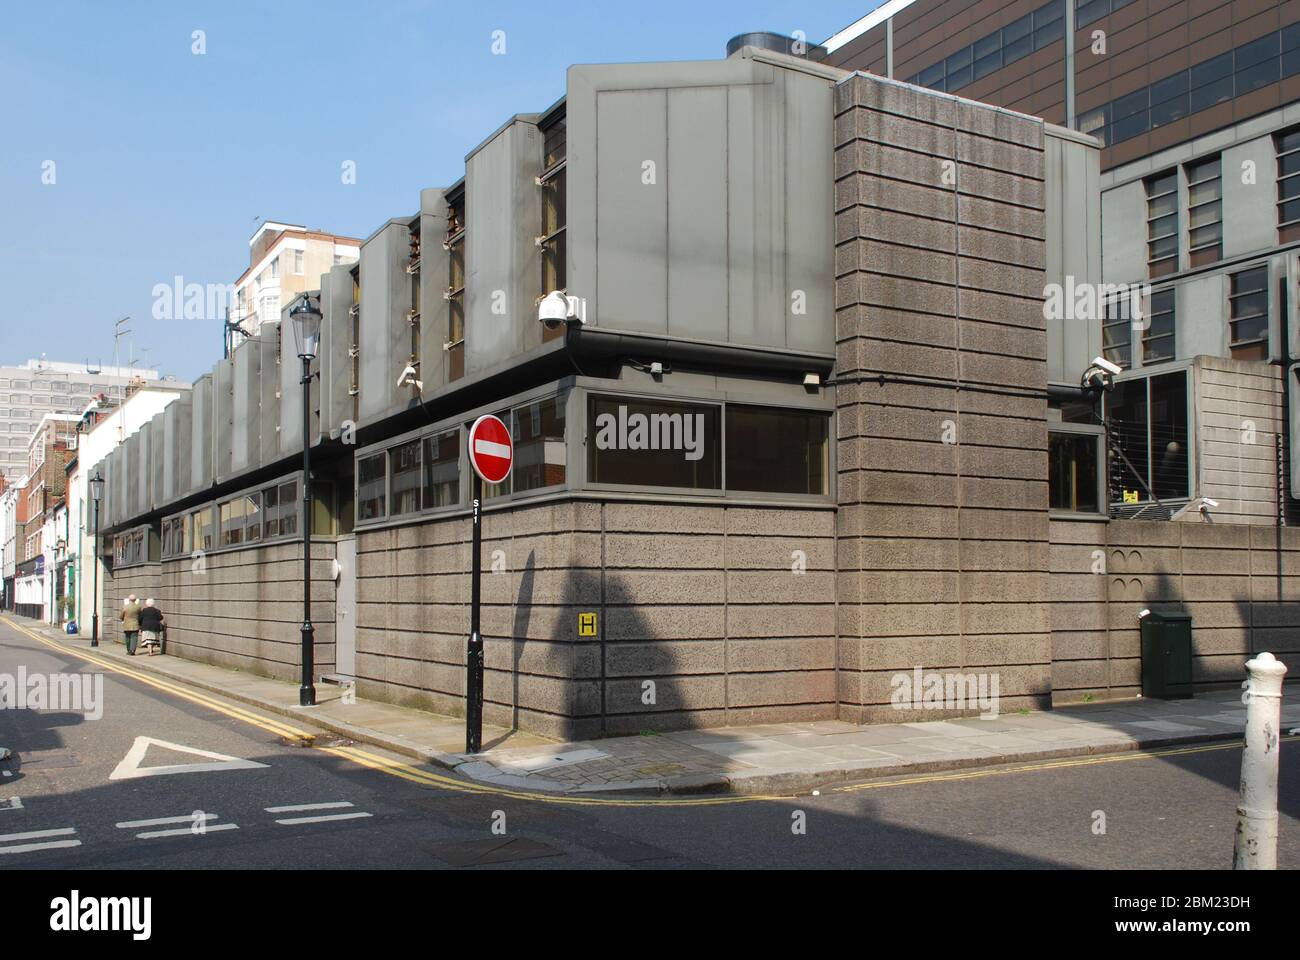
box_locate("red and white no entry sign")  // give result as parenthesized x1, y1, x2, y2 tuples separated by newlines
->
(468, 414, 513, 485)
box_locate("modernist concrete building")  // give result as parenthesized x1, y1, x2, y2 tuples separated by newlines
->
(91, 35, 1295, 740)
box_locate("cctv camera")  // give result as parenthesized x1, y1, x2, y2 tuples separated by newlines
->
(1201, 497, 1219, 509)
(1092, 356, 1122, 377)
(397, 363, 421, 390)
(538, 291, 570, 330)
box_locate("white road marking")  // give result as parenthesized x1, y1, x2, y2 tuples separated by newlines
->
(265, 801, 354, 814)
(0, 826, 79, 855)
(116, 814, 217, 829)
(0, 796, 23, 811)
(110, 736, 269, 780)
(274, 811, 373, 826)
(0, 839, 81, 855)
(136, 823, 239, 840)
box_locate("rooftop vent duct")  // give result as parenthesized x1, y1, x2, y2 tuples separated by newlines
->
(726, 31, 828, 61)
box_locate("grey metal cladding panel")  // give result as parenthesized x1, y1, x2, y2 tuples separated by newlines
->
(358, 222, 408, 424)
(571, 58, 834, 356)
(163, 395, 192, 503)
(782, 70, 834, 355)
(212, 358, 234, 481)
(148, 414, 165, 511)
(1045, 131, 1102, 384)
(124, 434, 139, 520)
(667, 86, 728, 342)
(280, 311, 303, 454)
(191, 374, 213, 491)
(101, 448, 114, 529)
(419, 187, 449, 398)
(466, 128, 522, 375)
(596, 89, 668, 335)
(320, 271, 353, 437)
(258, 321, 281, 464)
(729, 72, 786, 350)
(230, 337, 261, 475)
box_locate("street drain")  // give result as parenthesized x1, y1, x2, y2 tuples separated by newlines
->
(319, 737, 355, 748)
(430, 836, 562, 867)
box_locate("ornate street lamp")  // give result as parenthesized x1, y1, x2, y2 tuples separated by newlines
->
(289, 294, 321, 708)
(88, 472, 104, 647)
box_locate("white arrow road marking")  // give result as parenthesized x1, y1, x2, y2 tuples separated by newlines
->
(473, 438, 510, 459)
(266, 800, 372, 825)
(0, 827, 79, 855)
(110, 736, 269, 781)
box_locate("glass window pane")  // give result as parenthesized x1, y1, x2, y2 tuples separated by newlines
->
(1148, 211, 1177, 238)
(1034, 19, 1064, 49)
(1003, 14, 1031, 43)
(511, 396, 567, 494)
(1284, 48, 1300, 78)
(974, 32, 1000, 58)
(245, 492, 262, 542)
(1189, 75, 1233, 112)
(973, 50, 1002, 81)
(919, 62, 944, 87)
(588, 395, 721, 490)
(1076, 0, 1109, 29)
(1188, 199, 1221, 227)
(1150, 94, 1188, 127)
(1190, 51, 1234, 88)
(1278, 151, 1300, 178)
(1235, 32, 1280, 70)
(1236, 58, 1280, 95)
(1189, 222, 1222, 248)
(1150, 372, 1189, 500)
(1285, 22, 1300, 52)
(390, 439, 422, 516)
(1150, 72, 1189, 103)
(1232, 314, 1269, 344)
(1107, 379, 1149, 502)
(1280, 197, 1300, 223)
(1003, 34, 1032, 64)
(1114, 88, 1149, 119)
(725, 407, 829, 495)
(358, 453, 387, 521)
(1049, 432, 1100, 512)
(422, 429, 460, 509)
(1112, 109, 1149, 142)
(946, 64, 973, 90)
(946, 45, 972, 71)
(278, 481, 298, 537)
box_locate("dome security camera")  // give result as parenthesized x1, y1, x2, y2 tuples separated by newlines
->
(538, 291, 571, 330)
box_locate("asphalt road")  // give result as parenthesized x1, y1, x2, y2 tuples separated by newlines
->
(0, 615, 1295, 870)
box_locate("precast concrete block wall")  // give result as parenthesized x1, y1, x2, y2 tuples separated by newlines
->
(157, 541, 337, 681)
(833, 74, 1053, 723)
(355, 499, 836, 740)
(1050, 518, 1300, 703)
(102, 563, 161, 649)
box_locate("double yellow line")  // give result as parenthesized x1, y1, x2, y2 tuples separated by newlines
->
(3, 617, 314, 746)
(1, 616, 766, 807)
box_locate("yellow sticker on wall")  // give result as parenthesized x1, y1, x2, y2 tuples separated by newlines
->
(1122, 489, 1139, 504)
(578, 612, 598, 637)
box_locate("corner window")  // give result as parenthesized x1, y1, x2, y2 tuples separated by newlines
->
(510, 397, 567, 495)
(725, 406, 829, 495)
(390, 439, 422, 517)
(1049, 430, 1102, 514)
(588, 395, 721, 491)
(357, 452, 387, 522)
(423, 429, 460, 509)
(1106, 371, 1190, 505)
(1229, 266, 1269, 361)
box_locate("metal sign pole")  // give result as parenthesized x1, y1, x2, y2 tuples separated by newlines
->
(466, 474, 484, 753)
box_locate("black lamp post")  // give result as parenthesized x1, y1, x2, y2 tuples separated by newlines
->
(89, 471, 104, 647)
(289, 294, 321, 708)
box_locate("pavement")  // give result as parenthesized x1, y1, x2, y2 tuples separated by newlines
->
(11, 616, 1300, 798)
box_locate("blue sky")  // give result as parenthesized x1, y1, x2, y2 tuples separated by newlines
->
(0, 0, 873, 382)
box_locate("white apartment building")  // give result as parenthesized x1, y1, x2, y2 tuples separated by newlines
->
(0, 360, 160, 483)
(67, 383, 189, 636)
(227, 221, 361, 353)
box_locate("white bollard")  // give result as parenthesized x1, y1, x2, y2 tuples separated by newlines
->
(1233, 651, 1288, 870)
